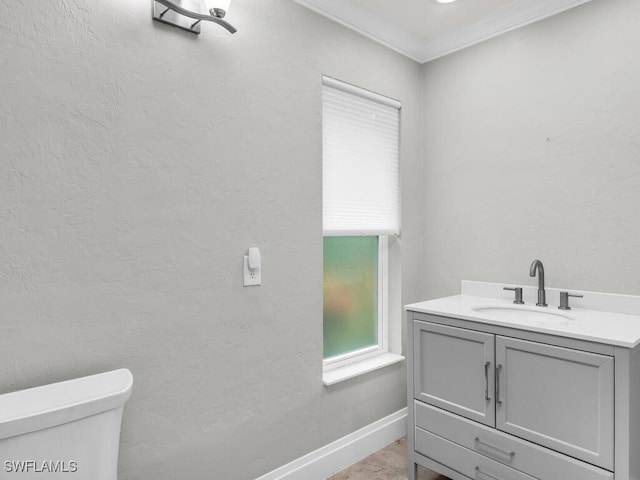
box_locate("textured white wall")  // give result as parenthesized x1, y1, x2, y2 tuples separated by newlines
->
(0, 0, 423, 478)
(422, 0, 640, 299)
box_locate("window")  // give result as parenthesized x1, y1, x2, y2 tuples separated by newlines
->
(322, 76, 403, 385)
(323, 235, 381, 359)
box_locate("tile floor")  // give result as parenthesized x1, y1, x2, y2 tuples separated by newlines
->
(328, 436, 450, 480)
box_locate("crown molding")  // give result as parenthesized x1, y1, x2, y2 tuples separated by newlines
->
(419, 0, 594, 62)
(294, 0, 594, 64)
(293, 0, 425, 62)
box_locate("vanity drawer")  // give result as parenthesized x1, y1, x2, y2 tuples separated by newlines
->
(415, 401, 613, 480)
(415, 427, 537, 480)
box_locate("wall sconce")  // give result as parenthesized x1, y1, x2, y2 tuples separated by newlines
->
(153, 0, 237, 34)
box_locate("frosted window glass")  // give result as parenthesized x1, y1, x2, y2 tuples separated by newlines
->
(323, 237, 378, 359)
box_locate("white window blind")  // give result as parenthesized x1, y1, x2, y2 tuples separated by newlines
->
(322, 76, 400, 236)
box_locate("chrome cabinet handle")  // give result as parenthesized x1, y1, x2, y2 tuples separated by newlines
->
(475, 466, 501, 480)
(474, 437, 516, 461)
(484, 361, 491, 401)
(496, 364, 503, 405)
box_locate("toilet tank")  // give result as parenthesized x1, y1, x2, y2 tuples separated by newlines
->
(0, 369, 133, 479)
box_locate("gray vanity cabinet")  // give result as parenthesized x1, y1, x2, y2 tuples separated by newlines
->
(413, 322, 495, 427)
(495, 336, 614, 470)
(407, 314, 623, 480)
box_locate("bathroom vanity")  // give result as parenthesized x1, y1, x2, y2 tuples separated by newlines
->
(406, 281, 640, 480)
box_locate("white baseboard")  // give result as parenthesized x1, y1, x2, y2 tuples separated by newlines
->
(255, 408, 408, 480)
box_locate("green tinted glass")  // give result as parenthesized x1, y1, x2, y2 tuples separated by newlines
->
(323, 236, 378, 359)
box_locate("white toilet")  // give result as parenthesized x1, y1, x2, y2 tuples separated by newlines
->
(0, 369, 133, 479)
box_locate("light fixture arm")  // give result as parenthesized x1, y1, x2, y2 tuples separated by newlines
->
(154, 0, 237, 34)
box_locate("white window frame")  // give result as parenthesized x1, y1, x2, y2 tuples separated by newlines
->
(323, 235, 387, 367)
(323, 236, 403, 386)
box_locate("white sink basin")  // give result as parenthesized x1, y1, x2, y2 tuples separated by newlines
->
(472, 305, 574, 325)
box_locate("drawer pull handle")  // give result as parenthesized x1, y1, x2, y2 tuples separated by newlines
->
(484, 361, 491, 401)
(475, 466, 501, 480)
(474, 437, 516, 461)
(496, 364, 503, 405)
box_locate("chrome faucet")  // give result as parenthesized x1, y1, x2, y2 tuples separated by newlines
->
(529, 259, 547, 307)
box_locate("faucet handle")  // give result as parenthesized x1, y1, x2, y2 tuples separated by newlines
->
(504, 287, 524, 305)
(558, 291, 583, 311)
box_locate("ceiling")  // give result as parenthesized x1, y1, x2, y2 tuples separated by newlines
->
(293, 0, 593, 63)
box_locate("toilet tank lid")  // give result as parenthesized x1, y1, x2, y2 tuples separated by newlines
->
(0, 369, 133, 440)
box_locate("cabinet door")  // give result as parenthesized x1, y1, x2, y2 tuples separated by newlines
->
(414, 321, 495, 427)
(495, 336, 614, 470)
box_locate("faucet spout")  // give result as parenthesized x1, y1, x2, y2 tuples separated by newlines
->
(529, 259, 547, 307)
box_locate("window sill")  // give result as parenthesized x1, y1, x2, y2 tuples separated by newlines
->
(323, 352, 405, 386)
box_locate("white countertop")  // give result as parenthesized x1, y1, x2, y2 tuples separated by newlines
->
(406, 282, 640, 348)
